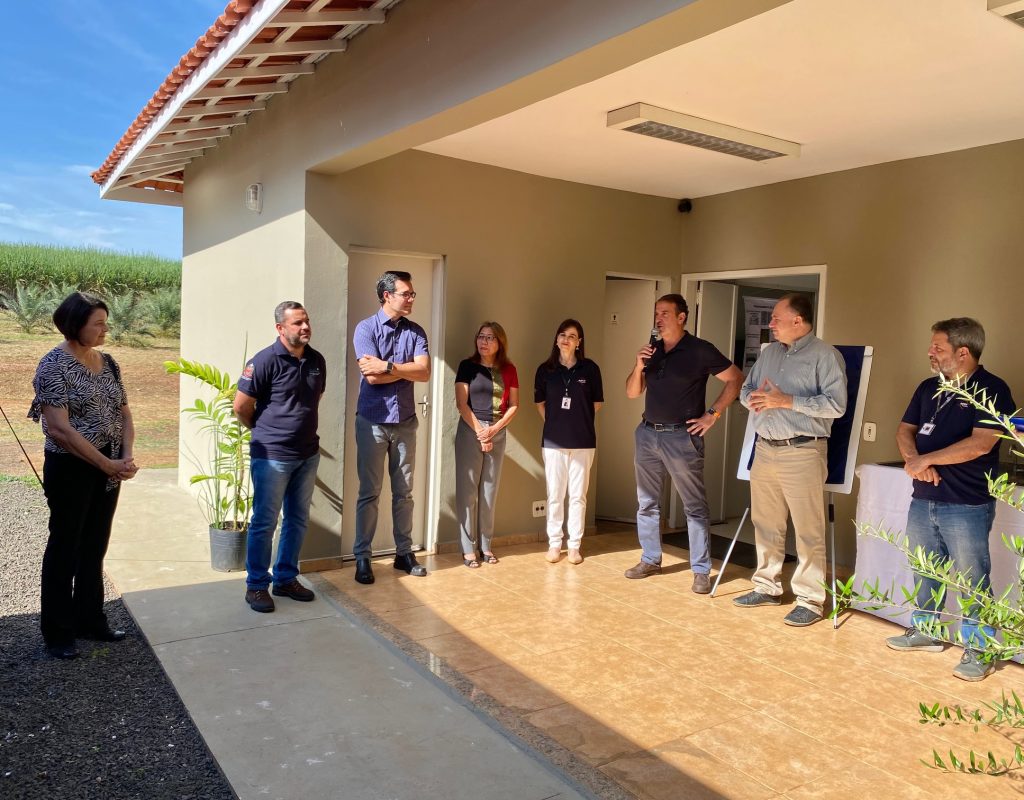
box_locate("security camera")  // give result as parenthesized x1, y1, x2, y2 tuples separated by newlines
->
(677, 199, 693, 214)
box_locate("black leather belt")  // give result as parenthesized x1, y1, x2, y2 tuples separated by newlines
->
(642, 420, 687, 432)
(759, 435, 826, 447)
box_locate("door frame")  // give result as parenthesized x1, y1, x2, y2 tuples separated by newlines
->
(681, 264, 828, 338)
(347, 246, 447, 554)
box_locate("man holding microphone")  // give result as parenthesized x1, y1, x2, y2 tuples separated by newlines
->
(625, 293, 743, 593)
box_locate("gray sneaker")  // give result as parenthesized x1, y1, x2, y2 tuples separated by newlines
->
(732, 590, 781, 607)
(624, 561, 661, 579)
(783, 606, 822, 627)
(952, 650, 994, 682)
(885, 626, 943, 653)
(691, 572, 711, 594)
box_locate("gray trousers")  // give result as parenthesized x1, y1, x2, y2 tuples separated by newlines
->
(454, 418, 507, 556)
(353, 414, 418, 557)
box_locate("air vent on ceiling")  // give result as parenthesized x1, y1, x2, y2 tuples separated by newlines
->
(988, 0, 1024, 27)
(607, 103, 800, 162)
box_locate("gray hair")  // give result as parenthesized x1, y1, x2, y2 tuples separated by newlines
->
(932, 317, 985, 360)
(274, 301, 305, 324)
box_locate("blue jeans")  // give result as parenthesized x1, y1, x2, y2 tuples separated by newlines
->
(246, 453, 320, 590)
(634, 423, 710, 573)
(353, 414, 418, 558)
(906, 498, 995, 647)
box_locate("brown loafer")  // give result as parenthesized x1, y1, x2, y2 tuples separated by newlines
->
(691, 572, 711, 594)
(624, 561, 661, 579)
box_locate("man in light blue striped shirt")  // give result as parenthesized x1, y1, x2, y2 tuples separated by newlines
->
(734, 293, 847, 627)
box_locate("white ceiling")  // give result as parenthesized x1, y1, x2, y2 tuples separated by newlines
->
(417, 0, 1024, 199)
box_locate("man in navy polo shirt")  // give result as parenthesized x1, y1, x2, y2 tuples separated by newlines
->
(624, 293, 743, 593)
(888, 317, 1015, 682)
(351, 271, 431, 584)
(234, 301, 326, 613)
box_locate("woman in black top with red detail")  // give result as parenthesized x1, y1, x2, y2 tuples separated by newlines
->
(454, 322, 519, 567)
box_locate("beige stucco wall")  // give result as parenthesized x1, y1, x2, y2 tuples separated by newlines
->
(306, 149, 680, 549)
(679, 137, 1024, 564)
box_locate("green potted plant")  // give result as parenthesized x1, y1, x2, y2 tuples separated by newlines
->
(165, 358, 251, 571)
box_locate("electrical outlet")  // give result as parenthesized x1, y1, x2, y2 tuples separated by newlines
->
(863, 422, 876, 442)
(532, 500, 546, 518)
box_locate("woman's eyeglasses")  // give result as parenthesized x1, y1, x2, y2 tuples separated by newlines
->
(476, 334, 497, 343)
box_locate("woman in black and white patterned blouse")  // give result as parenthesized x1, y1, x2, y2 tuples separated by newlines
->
(29, 292, 138, 659)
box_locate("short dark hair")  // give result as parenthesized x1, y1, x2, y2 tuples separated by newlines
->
(53, 292, 108, 342)
(274, 301, 305, 324)
(781, 293, 814, 325)
(376, 271, 413, 303)
(932, 317, 985, 360)
(657, 294, 688, 316)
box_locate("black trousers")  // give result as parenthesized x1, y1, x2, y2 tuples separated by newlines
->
(40, 449, 120, 646)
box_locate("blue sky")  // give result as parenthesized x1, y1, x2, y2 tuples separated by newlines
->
(0, 1, 227, 259)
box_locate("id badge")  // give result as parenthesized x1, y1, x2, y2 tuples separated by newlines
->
(919, 422, 935, 436)
(561, 396, 572, 410)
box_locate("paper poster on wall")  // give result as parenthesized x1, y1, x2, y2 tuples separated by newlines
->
(742, 296, 777, 372)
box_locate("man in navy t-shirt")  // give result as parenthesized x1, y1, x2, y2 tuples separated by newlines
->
(887, 317, 1015, 682)
(233, 301, 326, 613)
(624, 294, 743, 594)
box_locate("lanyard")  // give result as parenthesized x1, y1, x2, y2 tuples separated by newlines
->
(560, 364, 576, 396)
(928, 370, 975, 426)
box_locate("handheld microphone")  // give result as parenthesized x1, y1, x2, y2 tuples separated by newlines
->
(643, 328, 660, 365)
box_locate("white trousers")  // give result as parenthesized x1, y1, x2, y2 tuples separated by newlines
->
(542, 447, 596, 549)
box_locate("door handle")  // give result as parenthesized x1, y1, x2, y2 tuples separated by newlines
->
(418, 394, 430, 418)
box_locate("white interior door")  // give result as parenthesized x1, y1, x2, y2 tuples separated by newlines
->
(342, 251, 437, 556)
(596, 277, 658, 521)
(692, 280, 738, 524)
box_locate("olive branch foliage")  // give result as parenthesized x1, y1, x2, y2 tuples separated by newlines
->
(831, 377, 1024, 775)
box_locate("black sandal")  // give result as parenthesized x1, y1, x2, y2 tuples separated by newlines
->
(463, 557, 481, 569)
(481, 552, 499, 564)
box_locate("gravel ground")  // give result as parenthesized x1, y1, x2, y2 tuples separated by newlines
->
(0, 479, 235, 800)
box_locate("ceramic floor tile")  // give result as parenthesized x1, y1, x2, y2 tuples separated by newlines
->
(682, 653, 819, 711)
(782, 760, 930, 800)
(526, 703, 646, 766)
(684, 713, 858, 794)
(416, 630, 531, 673)
(601, 739, 777, 800)
(467, 663, 567, 714)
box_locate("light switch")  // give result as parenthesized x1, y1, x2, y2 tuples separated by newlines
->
(863, 422, 876, 442)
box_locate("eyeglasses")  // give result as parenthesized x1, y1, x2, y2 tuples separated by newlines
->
(476, 334, 497, 343)
(391, 291, 417, 299)
(557, 333, 580, 342)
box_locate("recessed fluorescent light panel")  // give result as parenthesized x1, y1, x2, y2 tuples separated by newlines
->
(988, 0, 1024, 28)
(607, 103, 800, 162)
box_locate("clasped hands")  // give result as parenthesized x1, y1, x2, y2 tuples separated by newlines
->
(477, 423, 496, 453)
(903, 455, 941, 486)
(108, 456, 139, 481)
(747, 379, 792, 413)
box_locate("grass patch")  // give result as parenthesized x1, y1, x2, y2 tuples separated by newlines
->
(0, 473, 41, 487)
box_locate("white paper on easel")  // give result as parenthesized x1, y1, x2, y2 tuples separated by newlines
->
(742, 296, 777, 373)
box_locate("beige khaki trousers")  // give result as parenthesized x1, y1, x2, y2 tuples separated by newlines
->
(749, 439, 828, 613)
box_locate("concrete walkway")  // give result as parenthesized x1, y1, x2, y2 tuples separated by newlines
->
(106, 469, 589, 800)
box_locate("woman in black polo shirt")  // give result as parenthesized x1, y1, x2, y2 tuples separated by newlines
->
(534, 319, 603, 564)
(454, 322, 519, 567)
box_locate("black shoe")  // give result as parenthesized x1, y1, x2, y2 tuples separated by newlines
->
(354, 557, 375, 585)
(272, 578, 315, 602)
(46, 642, 80, 660)
(245, 588, 276, 613)
(394, 552, 427, 577)
(76, 627, 127, 642)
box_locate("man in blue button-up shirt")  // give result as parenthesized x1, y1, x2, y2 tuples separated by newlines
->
(734, 293, 846, 628)
(351, 271, 430, 584)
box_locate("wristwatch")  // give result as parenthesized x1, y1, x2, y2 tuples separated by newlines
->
(707, 406, 721, 419)
(386, 360, 395, 374)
